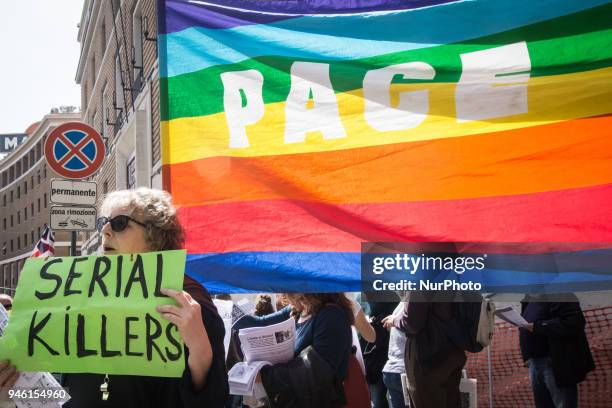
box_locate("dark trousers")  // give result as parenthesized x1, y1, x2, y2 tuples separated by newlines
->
(369, 377, 389, 408)
(383, 372, 408, 408)
(529, 357, 578, 408)
(404, 339, 466, 408)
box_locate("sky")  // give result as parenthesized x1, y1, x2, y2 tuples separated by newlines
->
(0, 1, 82, 134)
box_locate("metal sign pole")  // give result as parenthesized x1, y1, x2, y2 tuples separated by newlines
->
(70, 231, 77, 256)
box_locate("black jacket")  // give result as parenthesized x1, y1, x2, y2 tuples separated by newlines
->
(260, 345, 345, 408)
(520, 298, 595, 387)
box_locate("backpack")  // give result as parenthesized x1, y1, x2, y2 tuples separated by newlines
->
(445, 294, 495, 353)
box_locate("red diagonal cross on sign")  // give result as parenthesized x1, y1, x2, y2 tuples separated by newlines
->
(56, 133, 95, 168)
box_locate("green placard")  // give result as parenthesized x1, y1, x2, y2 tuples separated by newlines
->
(0, 250, 186, 377)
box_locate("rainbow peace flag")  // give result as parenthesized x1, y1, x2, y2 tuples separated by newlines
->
(158, 0, 612, 293)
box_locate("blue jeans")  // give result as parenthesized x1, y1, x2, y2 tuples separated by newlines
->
(529, 357, 577, 408)
(383, 372, 408, 408)
(369, 378, 389, 408)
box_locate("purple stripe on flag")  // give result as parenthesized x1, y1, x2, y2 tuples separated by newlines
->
(159, 0, 460, 33)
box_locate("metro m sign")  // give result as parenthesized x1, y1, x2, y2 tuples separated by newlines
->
(0, 134, 27, 153)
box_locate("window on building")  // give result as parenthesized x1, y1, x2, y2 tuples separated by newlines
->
(12, 264, 18, 287)
(10, 215, 13, 227)
(91, 55, 96, 90)
(24, 234, 27, 247)
(94, 112, 101, 136)
(38, 227, 40, 238)
(17, 186, 20, 199)
(10, 240, 13, 252)
(2, 218, 5, 230)
(31, 230, 34, 244)
(38, 198, 40, 212)
(24, 207, 27, 220)
(24, 181, 27, 194)
(43, 166, 47, 178)
(2, 243, 5, 255)
(102, 84, 109, 136)
(115, 52, 125, 114)
(31, 203, 34, 215)
(9, 190, 13, 202)
(31, 175, 34, 188)
(132, 4, 144, 82)
(44, 193, 47, 208)
(37, 171, 40, 183)
(17, 211, 20, 224)
(17, 237, 20, 249)
(100, 20, 107, 55)
(126, 152, 136, 189)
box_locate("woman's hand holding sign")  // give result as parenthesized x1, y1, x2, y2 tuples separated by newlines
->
(156, 288, 213, 391)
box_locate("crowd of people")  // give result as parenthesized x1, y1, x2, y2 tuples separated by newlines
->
(0, 188, 597, 408)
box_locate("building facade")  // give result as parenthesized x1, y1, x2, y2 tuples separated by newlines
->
(76, 0, 161, 254)
(0, 113, 80, 294)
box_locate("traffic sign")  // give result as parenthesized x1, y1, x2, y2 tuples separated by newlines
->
(50, 179, 97, 206)
(50, 205, 97, 231)
(44, 122, 105, 179)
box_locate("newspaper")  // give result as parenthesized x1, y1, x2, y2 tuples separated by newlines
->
(229, 317, 296, 396)
(232, 298, 255, 326)
(11, 372, 71, 407)
(228, 361, 271, 396)
(495, 306, 529, 328)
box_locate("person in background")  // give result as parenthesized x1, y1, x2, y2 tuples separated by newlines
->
(520, 294, 594, 408)
(254, 295, 275, 317)
(391, 293, 466, 408)
(350, 297, 376, 343)
(382, 303, 408, 408)
(362, 301, 397, 408)
(234, 293, 354, 407)
(275, 294, 290, 311)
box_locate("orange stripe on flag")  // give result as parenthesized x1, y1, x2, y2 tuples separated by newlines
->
(167, 115, 612, 206)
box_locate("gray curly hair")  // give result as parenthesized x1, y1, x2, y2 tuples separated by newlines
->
(100, 188, 184, 251)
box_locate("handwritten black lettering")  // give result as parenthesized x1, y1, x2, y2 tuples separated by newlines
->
(64, 257, 88, 297)
(124, 255, 148, 298)
(88, 257, 111, 297)
(28, 311, 59, 356)
(145, 313, 167, 363)
(34, 258, 64, 300)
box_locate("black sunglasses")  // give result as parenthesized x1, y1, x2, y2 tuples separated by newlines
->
(96, 215, 147, 233)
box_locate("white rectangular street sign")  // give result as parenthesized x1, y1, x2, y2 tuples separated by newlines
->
(50, 179, 97, 206)
(50, 205, 97, 231)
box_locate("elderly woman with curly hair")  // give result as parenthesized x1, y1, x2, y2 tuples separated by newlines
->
(0, 188, 229, 408)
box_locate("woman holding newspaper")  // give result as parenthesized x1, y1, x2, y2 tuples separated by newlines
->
(231, 293, 354, 407)
(0, 188, 229, 407)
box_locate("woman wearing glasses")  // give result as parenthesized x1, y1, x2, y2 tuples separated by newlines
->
(0, 188, 229, 407)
